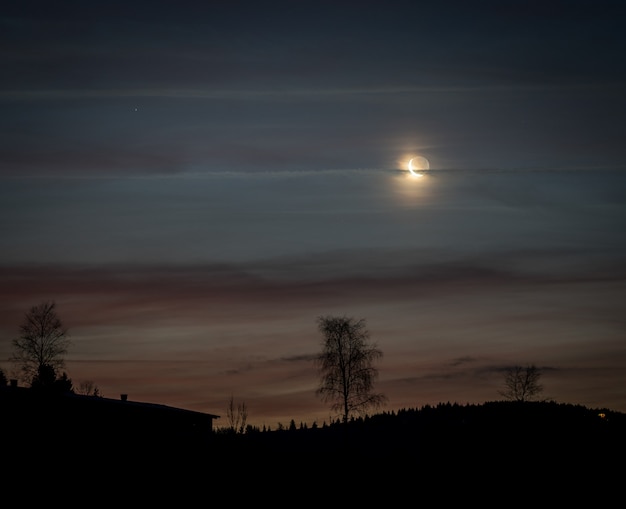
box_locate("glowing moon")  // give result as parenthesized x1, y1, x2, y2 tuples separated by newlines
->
(408, 156, 430, 175)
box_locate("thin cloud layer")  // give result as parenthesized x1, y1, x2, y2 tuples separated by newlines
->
(1, 244, 624, 427)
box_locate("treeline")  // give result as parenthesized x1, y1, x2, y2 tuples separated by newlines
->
(211, 400, 625, 464)
(4, 388, 624, 492)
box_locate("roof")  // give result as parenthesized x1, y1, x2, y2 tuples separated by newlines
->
(1, 384, 221, 447)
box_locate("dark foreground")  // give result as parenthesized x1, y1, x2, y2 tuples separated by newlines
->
(4, 400, 624, 502)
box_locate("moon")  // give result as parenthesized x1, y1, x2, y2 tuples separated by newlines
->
(408, 156, 430, 176)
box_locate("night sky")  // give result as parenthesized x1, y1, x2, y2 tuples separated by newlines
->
(2, 0, 625, 428)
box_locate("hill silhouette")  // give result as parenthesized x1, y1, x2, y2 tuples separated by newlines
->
(3, 383, 623, 499)
(214, 400, 624, 465)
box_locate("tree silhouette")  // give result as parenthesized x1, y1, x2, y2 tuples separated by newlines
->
(76, 380, 101, 396)
(499, 364, 544, 402)
(314, 315, 387, 423)
(10, 301, 71, 386)
(225, 395, 248, 434)
(30, 363, 73, 394)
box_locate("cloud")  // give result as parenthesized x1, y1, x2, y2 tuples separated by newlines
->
(449, 356, 478, 367)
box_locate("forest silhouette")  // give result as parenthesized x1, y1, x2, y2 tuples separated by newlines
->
(2, 376, 624, 505)
(2, 382, 623, 471)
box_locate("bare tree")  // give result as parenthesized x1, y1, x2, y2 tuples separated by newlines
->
(226, 395, 248, 434)
(76, 380, 101, 396)
(10, 301, 71, 386)
(499, 364, 544, 402)
(315, 315, 387, 423)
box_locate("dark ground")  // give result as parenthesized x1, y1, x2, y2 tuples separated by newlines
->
(3, 399, 623, 503)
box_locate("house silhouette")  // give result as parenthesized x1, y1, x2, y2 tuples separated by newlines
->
(1, 380, 220, 450)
